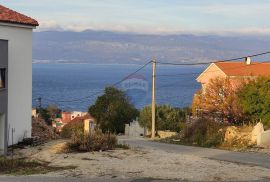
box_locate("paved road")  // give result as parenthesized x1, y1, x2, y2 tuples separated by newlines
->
(0, 176, 269, 182)
(119, 137, 270, 169)
(0, 177, 177, 182)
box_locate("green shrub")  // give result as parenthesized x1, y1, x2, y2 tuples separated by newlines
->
(139, 105, 189, 132)
(182, 118, 225, 147)
(61, 122, 84, 138)
(66, 130, 118, 152)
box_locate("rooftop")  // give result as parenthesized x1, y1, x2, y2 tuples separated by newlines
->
(0, 5, 38, 27)
(215, 62, 270, 77)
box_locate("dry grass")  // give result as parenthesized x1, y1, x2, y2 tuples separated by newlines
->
(0, 157, 75, 175)
(65, 130, 118, 152)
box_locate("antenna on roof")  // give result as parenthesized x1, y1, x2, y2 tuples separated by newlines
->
(245, 57, 251, 65)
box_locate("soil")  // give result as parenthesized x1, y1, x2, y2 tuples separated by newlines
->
(13, 139, 270, 181)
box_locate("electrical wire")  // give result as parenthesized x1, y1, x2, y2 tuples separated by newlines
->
(39, 60, 152, 103)
(35, 51, 270, 105)
(156, 51, 270, 66)
(156, 60, 270, 77)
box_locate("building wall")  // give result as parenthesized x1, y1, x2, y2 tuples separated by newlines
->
(71, 111, 86, 120)
(0, 24, 33, 146)
(197, 64, 226, 85)
(62, 112, 72, 123)
(0, 39, 8, 154)
(125, 120, 145, 137)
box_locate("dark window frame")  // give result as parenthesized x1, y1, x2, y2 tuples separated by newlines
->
(0, 68, 6, 89)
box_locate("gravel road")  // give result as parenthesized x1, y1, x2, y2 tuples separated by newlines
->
(119, 136, 270, 169)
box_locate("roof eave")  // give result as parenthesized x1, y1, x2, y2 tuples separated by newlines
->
(0, 21, 38, 29)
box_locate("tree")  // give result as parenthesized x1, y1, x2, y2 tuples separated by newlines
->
(139, 105, 188, 132)
(39, 108, 51, 125)
(192, 77, 245, 124)
(238, 77, 270, 128)
(38, 105, 61, 126)
(47, 105, 61, 119)
(89, 87, 138, 133)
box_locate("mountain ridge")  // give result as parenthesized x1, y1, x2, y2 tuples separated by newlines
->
(33, 30, 270, 64)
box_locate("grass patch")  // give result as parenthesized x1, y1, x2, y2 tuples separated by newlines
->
(116, 143, 130, 150)
(0, 157, 75, 175)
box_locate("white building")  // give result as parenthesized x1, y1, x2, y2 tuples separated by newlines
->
(71, 111, 87, 120)
(0, 5, 38, 155)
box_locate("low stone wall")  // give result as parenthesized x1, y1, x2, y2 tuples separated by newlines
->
(257, 130, 270, 147)
(158, 131, 177, 139)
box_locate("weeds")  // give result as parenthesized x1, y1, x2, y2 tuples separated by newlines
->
(0, 157, 75, 175)
(66, 130, 118, 152)
(116, 143, 130, 150)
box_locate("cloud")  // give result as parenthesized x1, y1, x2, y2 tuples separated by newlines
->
(36, 20, 270, 36)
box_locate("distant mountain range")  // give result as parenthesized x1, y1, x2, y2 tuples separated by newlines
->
(33, 30, 270, 64)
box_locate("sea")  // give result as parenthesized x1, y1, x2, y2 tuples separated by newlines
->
(33, 63, 205, 111)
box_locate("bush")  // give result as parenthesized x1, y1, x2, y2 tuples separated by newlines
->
(66, 130, 118, 152)
(182, 118, 225, 147)
(61, 122, 84, 138)
(238, 76, 270, 128)
(139, 105, 189, 132)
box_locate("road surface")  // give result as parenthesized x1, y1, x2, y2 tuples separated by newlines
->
(119, 136, 270, 169)
(0, 176, 269, 182)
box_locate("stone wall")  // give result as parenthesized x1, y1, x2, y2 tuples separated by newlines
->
(125, 120, 145, 137)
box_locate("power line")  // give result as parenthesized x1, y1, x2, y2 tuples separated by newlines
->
(40, 60, 152, 104)
(156, 51, 270, 66)
(156, 60, 270, 78)
(35, 51, 270, 105)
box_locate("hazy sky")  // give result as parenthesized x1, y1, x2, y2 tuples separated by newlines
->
(2, 0, 270, 35)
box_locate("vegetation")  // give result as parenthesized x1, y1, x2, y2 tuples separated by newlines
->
(192, 76, 270, 128)
(139, 105, 190, 132)
(0, 157, 75, 175)
(61, 121, 84, 138)
(238, 77, 270, 128)
(116, 143, 130, 150)
(160, 118, 225, 148)
(192, 77, 245, 124)
(39, 105, 61, 126)
(182, 118, 225, 147)
(66, 130, 117, 152)
(89, 87, 138, 133)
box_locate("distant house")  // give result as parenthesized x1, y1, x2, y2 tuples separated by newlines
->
(0, 5, 38, 155)
(52, 112, 95, 133)
(70, 111, 87, 120)
(61, 111, 72, 123)
(32, 108, 38, 118)
(196, 58, 270, 92)
(70, 114, 96, 132)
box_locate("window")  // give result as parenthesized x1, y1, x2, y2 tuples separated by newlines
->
(0, 68, 5, 89)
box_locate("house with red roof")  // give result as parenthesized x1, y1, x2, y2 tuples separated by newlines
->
(196, 58, 270, 92)
(0, 5, 38, 155)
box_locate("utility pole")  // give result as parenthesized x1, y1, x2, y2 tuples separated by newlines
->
(151, 60, 156, 139)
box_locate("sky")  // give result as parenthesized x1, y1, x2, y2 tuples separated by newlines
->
(2, 0, 270, 35)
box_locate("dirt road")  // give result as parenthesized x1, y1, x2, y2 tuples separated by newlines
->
(10, 138, 270, 181)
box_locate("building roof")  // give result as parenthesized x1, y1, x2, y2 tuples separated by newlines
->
(70, 114, 95, 123)
(215, 62, 270, 77)
(0, 5, 38, 27)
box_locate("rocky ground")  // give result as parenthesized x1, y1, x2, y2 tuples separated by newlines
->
(12, 139, 270, 181)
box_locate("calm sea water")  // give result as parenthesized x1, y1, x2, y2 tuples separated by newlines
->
(33, 64, 205, 111)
